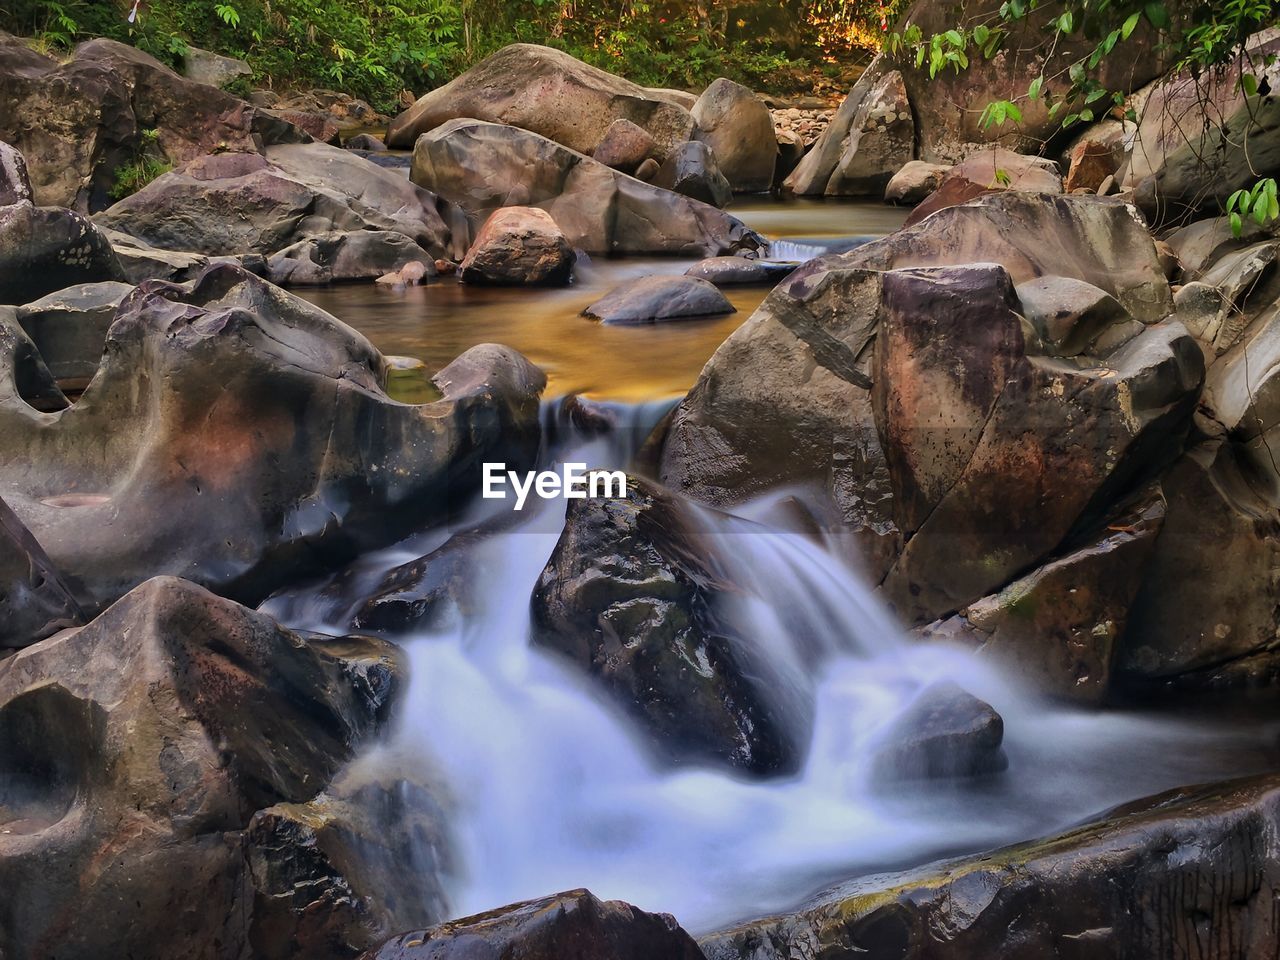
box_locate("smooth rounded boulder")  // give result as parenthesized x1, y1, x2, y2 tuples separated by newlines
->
(460, 206, 576, 286)
(654, 139, 733, 208)
(692, 77, 777, 193)
(386, 43, 695, 157)
(0, 263, 545, 611)
(583, 275, 735, 324)
(0, 576, 401, 960)
(411, 119, 765, 257)
(685, 256, 796, 286)
(591, 117, 657, 173)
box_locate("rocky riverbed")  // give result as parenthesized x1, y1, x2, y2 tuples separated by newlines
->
(1, 11, 1280, 960)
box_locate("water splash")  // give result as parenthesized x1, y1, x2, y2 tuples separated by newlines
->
(267, 398, 1279, 934)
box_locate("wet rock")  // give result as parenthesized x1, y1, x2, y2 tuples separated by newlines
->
(591, 118, 656, 174)
(905, 148, 1062, 226)
(13, 281, 132, 387)
(0, 493, 83, 648)
(820, 70, 915, 198)
(0, 196, 127, 304)
(266, 108, 343, 145)
(460, 206, 576, 286)
(661, 193, 1176, 582)
(367, 889, 707, 960)
(1120, 443, 1280, 692)
(246, 763, 453, 960)
(268, 231, 435, 286)
(875, 265, 1200, 623)
(654, 140, 733, 208)
(376, 261, 431, 288)
(346, 133, 388, 152)
(870, 682, 1006, 782)
(0, 139, 31, 205)
(0, 35, 299, 211)
(387, 43, 695, 157)
(0, 576, 401, 960)
(929, 489, 1167, 702)
(1015, 275, 1129, 356)
(685, 257, 796, 287)
(584, 275, 734, 325)
(98, 143, 467, 261)
(692, 78, 776, 193)
(700, 774, 1280, 960)
(412, 119, 764, 257)
(0, 263, 545, 610)
(532, 475, 805, 775)
(181, 45, 251, 88)
(884, 160, 949, 205)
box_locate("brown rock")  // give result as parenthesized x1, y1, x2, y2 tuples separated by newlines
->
(460, 206, 575, 286)
(591, 118, 656, 173)
(1065, 138, 1118, 193)
(905, 148, 1062, 226)
(692, 77, 777, 193)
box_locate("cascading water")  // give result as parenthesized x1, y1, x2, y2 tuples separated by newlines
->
(265, 397, 1280, 935)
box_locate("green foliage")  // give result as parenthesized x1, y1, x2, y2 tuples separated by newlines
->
(1227, 179, 1280, 238)
(110, 155, 172, 200)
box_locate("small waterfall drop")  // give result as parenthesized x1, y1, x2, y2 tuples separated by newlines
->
(266, 398, 1279, 934)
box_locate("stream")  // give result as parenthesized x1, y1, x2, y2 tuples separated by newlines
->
(270, 199, 1280, 935)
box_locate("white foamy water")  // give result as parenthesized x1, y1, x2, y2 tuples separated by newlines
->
(266, 401, 1278, 934)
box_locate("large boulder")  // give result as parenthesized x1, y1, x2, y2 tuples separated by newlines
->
(386, 43, 695, 157)
(654, 140, 733, 208)
(1125, 31, 1280, 219)
(583, 275, 735, 324)
(531, 475, 806, 775)
(0, 576, 400, 960)
(0, 147, 127, 302)
(368, 889, 707, 960)
(884, 160, 949, 205)
(904, 147, 1062, 226)
(410, 119, 765, 257)
(0, 263, 545, 611)
(0, 35, 300, 211)
(691, 78, 777, 193)
(267, 231, 433, 286)
(883, 0, 1168, 162)
(874, 265, 1200, 624)
(460, 206, 576, 286)
(181, 45, 252, 88)
(785, 67, 914, 197)
(659, 193, 1177, 587)
(591, 118, 657, 174)
(0, 493, 83, 648)
(700, 774, 1280, 960)
(97, 144, 467, 262)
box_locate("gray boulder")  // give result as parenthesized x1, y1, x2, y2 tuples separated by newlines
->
(410, 119, 765, 257)
(654, 140, 733, 208)
(685, 257, 796, 286)
(181, 45, 251, 88)
(870, 682, 1007, 782)
(692, 77, 776, 193)
(386, 43, 695, 157)
(14, 281, 133, 387)
(267, 231, 434, 286)
(584, 275, 735, 324)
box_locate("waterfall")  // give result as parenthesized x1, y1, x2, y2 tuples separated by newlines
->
(265, 398, 1276, 934)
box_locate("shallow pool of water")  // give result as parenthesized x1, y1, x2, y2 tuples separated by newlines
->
(295, 199, 906, 401)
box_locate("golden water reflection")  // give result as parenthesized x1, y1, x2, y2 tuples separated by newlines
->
(297, 199, 907, 402)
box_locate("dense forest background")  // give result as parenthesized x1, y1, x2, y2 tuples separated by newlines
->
(0, 0, 896, 108)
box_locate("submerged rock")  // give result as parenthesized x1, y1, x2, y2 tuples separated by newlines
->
(531, 475, 806, 775)
(870, 682, 1007, 782)
(685, 257, 796, 287)
(368, 889, 707, 960)
(387, 43, 695, 157)
(411, 119, 765, 257)
(0, 263, 545, 611)
(583, 275, 735, 324)
(701, 774, 1280, 960)
(460, 206, 576, 286)
(0, 576, 400, 960)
